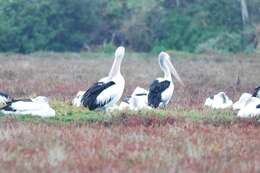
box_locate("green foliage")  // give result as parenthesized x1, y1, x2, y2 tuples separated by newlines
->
(0, 0, 259, 53)
(0, 0, 103, 53)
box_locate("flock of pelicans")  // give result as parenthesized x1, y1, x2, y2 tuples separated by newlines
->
(0, 46, 259, 119)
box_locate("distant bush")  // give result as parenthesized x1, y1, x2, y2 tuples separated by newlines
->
(0, 0, 103, 53)
(195, 32, 243, 53)
(0, 0, 259, 53)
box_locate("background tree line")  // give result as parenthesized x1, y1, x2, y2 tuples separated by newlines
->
(0, 0, 259, 53)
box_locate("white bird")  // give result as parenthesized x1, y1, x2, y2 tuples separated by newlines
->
(237, 97, 260, 118)
(0, 96, 55, 117)
(204, 92, 233, 109)
(232, 93, 252, 110)
(0, 92, 11, 106)
(72, 91, 85, 107)
(148, 52, 184, 108)
(120, 87, 150, 110)
(232, 86, 260, 111)
(81, 46, 125, 111)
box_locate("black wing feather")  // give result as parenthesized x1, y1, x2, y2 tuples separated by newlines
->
(0, 99, 32, 112)
(148, 80, 170, 108)
(82, 81, 115, 110)
(252, 86, 260, 97)
(0, 92, 10, 99)
(256, 104, 260, 109)
(0, 102, 16, 112)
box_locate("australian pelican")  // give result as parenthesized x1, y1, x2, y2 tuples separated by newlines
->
(148, 52, 184, 108)
(0, 96, 55, 117)
(118, 87, 150, 110)
(233, 93, 252, 110)
(237, 97, 260, 118)
(233, 86, 260, 111)
(81, 46, 125, 111)
(204, 92, 233, 109)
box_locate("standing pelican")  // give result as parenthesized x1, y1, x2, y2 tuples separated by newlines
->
(81, 46, 125, 110)
(148, 52, 184, 108)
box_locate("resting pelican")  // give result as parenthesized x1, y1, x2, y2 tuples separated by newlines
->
(148, 52, 184, 108)
(204, 92, 233, 109)
(237, 97, 260, 118)
(233, 93, 252, 110)
(120, 87, 150, 110)
(81, 46, 125, 111)
(0, 96, 55, 117)
(233, 86, 260, 111)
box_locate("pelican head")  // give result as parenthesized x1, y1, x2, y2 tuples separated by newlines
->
(115, 46, 125, 60)
(109, 46, 125, 78)
(158, 52, 184, 86)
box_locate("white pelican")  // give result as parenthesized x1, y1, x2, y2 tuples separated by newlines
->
(0, 92, 11, 106)
(237, 97, 260, 118)
(233, 86, 260, 111)
(0, 96, 55, 117)
(148, 52, 184, 108)
(72, 91, 84, 107)
(204, 92, 233, 109)
(120, 87, 150, 110)
(232, 93, 252, 110)
(81, 46, 125, 111)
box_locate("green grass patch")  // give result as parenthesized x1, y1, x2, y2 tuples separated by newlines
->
(0, 102, 237, 124)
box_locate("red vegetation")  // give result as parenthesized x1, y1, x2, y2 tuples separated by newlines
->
(0, 118, 259, 173)
(0, 53, 260, 172)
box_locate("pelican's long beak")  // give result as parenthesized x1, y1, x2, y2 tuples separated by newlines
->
(164, 54, 185, 87)
(109, 46, 125, 78)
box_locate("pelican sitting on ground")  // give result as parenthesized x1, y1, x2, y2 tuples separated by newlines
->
(237, 97, 260, 118)
(81, 46, 125, 111)
(233, 86, 260, 110)
(148, 52, 184, 108)
(0, 96, 55, 117)
(119, 87, 150, 110)
(233, 93, 252, 110)
(72, 91, 84, 107)
(204, 92, 233, 109)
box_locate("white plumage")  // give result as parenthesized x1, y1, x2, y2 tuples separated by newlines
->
(72, 91, 85, 107)
(1, 96, 55, 117)
(237, 97, 260, 118)
(204, 92, 233, 109)
(119, 87, 150, 111)
(108, 87, 151, 111)
(232, 93, 252, 110)
(81, 46, 125, 111)
(95, 75, 125, 109)
(148, 52, 184, 108)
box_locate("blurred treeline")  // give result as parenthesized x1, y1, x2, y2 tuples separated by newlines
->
(0, 0, 259, 53)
